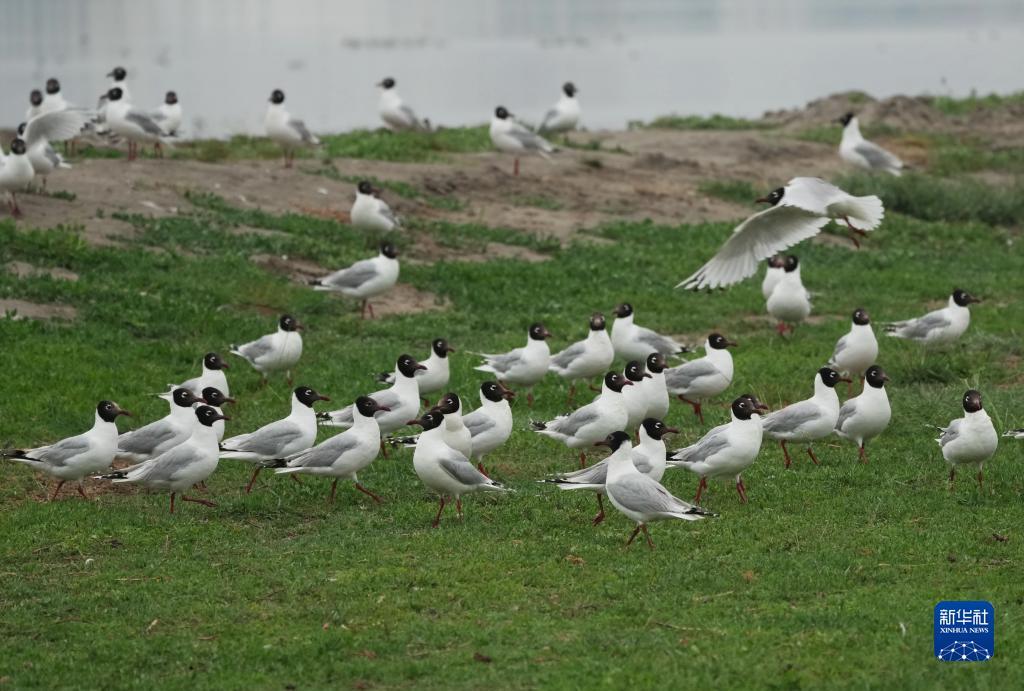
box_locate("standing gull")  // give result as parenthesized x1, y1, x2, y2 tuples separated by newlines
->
(351, 181, 401, 233)
(1, 138, 35, 217)
(276, 396, 390, 504)
(763, 367, 847, 467)
(761, 255, 785, 299)
(265, 89, 319, 168)
(539, 82, 580, 136)
(431, 392, 473, 459)
(828, 308, 878, 383)
(834, 365, 892, 463)
(489, 106, 555, 176)
(376, 338, 453, 404)
(377, 77, 431, 131)
(116, 388, 205, 463)
(5, 401, 131, 500)
(766, 255, 811, 335)
(885, 289, 979, 345)
(603, 431, 715, 548)
(542, 418, 675, 525)
(549, 312, 615, 402)
(936, 389, 998, 489)
(310, 241, 399, 319)
(474, 322, 552, 406)
(26, 89, 44, 121)
(220, 386, 330, 493)
(150, 91, 182, 156)
(173, 352, 230, 399)
(838, 112, 904, 176)
(410, 410, 509, 527)
(621, 360, 652, 432)
(531, 371, 632, 468)
(664, 333, 736, 423)
(200, 386, 235, 443)
(320, 355, 425, 438)
(640, 352, 670, 421)
(100, 406, 227, 514)
(610, 302, 688, 361)
(230, 314, 304, 385)
(464, 381, 516, 476)
(669, 395, 768, 504)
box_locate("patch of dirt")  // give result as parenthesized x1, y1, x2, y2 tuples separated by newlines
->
(0, 299, 78, 321)
(250, 253, 327, 282)
(319, 282, 449, 318)
(5, 261, 79, 281)
(405, 233, 549, 265)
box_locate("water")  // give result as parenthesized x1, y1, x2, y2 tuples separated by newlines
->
(2, 0, 1022, 138)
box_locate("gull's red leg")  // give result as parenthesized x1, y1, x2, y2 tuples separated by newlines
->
(355, 483, 383, 504)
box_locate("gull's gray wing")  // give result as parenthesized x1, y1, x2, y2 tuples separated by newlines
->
(291, 434, 360, 468)
(118, 421, 177, 455)
(890, 311, 950, 340)
(24, 109, 90, 146)
(939, 419, 962, 448)
(399, 105, 428, 131)
(550, 341, 586, 369)
(664, 359, 719, 392)
(34, 436, 91, 467)
(763, 401, 822, 436)
(463, 412, 496, 439)
(128, 445, 199, 483)
(224, 420, 302, 456)
(483, 348, 524, 374)
(370, 389, 403, 411)
(673, 432, 731, 465)
(546, 406, 600, 438)
(835, 399, 858, 431)
(508, 127, 553, 152)
(538, 108, 559, 132)
(323, 259, 378, 290)
(636, 327, 681, 355)
(438, 453, 490, 487)
(829, 334, 850, 364)
(126, 111, 166, 136)
(555, 458, 608, 484)
(44, 144, 62, 168)
(289, 118, 316, 143)
(236, 334, 275, 362)
(378, 201, 400, 226)
(610, 473, 702, 516)
(855, 141, 902, 170)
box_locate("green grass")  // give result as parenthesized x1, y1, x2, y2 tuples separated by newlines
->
(3, 173, 1024, 689)
(925, 90, 1024, 116)
(78, 127, 493, 164)
(698, 179, 760, 205)
(638, 114, 773, 131)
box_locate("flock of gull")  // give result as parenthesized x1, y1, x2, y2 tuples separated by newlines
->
(3, 67, 1016, 547)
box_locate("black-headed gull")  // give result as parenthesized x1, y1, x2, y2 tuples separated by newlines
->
(150, 91, 182, 157)
(766, 255, 811, 334)
(835, 365, 891, 463)
(276, 396, 390, 504)
(621, 360, 652, 431)
(763, 367, 848, 467)
(26, 89, 44, 121)
(531, 371, 632, 468)
(489, 106, 555, 176)
(761, 255, 785, 299)
(464, 381, 516, 475)
(40, 78, 69, 114)
(542, 418, 675, 525)
(230, 314, 304, 385)
(664, 333, 736, 423)
(838, 113, 904, 176)
(549, 312, 615, 402)
(539, 82, 580, 135)
(105, 87, 173, 161)
(410, 410, 509, 527)
(641, 352, 670, 421)
(321, 355, 425, 438)
(376, 77, 430, 132)
(116, 388, 205, 463)
(100, 406, 227, 514)
(474, 322, 552, 406)
(310, 241, 399, 319)
(669, 395, 767, 504)
(200, 386, 235, 443)
(376, 338, 453, 403)
(603, 431, 714, 549)
(430, 392, 473, 460)
(264, 89, 319, 168)
(885, 289, 979, 345)
(936, 389, 998, 489)
(351, 181, 401, 233)
(6, 401, 131, 500)
(1, 138, 34, 217)
(679, 178, 883, 290)
(220, 386, 330, 493)
(828, 308, 878, 383)
(107, 66, 132, 102)
(610, 302, 688, 361)
(174, 352, 230, 399)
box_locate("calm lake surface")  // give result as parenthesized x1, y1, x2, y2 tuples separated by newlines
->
(2, 0, 1022, 138)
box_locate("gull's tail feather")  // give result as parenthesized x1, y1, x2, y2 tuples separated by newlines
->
(842, 194, 884, 231)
